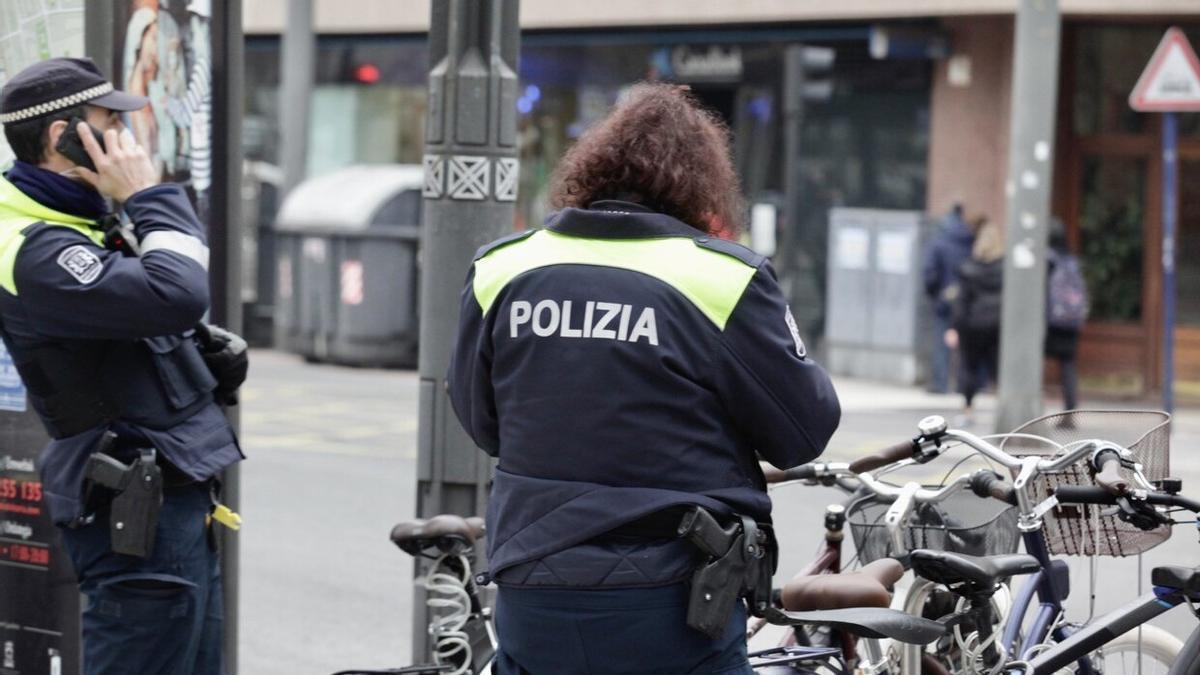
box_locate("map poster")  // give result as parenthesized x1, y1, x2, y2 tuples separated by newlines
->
(0, 0, 86, 167)
(0, 3, 86, 674)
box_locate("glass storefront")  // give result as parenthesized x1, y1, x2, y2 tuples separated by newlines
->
(242, 27, 932, 338)
(245, 29, 930, 220)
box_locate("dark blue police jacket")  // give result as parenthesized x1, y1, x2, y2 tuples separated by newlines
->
(448, 201, 841, 586)
(0, 175, 243, 525)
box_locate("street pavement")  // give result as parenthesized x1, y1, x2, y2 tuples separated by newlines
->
(238, 349, 1200, 674)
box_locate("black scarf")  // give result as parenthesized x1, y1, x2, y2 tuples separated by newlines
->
(5, 160, 107, 220)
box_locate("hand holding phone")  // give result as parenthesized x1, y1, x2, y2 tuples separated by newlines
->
(69, 121, 159, 203)
(54, 117, 106, 172)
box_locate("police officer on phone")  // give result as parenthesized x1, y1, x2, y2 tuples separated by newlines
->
(0, 57, 244, 674)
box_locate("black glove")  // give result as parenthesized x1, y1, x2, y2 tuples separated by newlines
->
(194, 324, 249, 406)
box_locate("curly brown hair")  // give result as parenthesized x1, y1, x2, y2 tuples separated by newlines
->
(549, 83, 744, 235)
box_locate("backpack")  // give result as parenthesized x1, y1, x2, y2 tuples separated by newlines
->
(1047, 254, 1089, 329)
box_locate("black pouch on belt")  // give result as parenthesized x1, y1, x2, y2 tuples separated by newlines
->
(83, 447, 163, 557)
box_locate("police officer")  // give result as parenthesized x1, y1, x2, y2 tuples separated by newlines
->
(448, 84, 841, 674)
(0, 58, 243, 673)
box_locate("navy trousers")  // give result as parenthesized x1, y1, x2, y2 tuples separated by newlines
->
(61, 483, 223, 675)
(491, 583, 754, 675)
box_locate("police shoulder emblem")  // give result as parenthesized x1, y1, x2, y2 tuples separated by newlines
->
(784, 306, 806, 359)
(56, 245, 103, 285)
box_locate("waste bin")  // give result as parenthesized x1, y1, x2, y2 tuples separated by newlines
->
(273, 165, 424, 367)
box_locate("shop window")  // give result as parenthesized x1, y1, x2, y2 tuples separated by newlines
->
(1073, 26, 1158, 136)
(1078, 156, 1144, 322)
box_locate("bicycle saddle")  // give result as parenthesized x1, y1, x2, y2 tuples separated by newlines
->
(910, 550, 1040, 592)
(1152, 565, 1200, 595)
(780, 558, 904, 611)
(390, 514, 486, 556)
(765, 606, 945, 645)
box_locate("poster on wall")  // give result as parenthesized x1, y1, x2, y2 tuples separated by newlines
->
(0, 3, 85, 674)
(0, 0, 86, 167)
(113, 0, 212, 224)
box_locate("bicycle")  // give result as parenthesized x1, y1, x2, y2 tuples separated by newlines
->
(333, 514, 492, 675)
(894, 410, 1186, 674)
(763, 424, 1022, 674)
(336, 508, 946, 674)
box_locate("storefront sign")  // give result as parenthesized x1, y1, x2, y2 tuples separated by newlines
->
(670, 45, 743, 81)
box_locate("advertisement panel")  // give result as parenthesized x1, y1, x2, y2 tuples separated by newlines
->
(0, 3, 85, 673)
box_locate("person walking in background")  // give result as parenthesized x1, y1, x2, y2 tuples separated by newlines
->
(1045, 217, 1088, 411)
(922, 204, 976, 394)
(946, 217, 1003, 426)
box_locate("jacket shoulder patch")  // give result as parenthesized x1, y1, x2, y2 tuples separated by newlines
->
(474, 230, 536, 261)
(56, 245, 103, 285)
(693, 237, 765, 268)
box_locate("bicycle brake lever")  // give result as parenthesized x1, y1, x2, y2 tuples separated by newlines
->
(1115, 496, 1170, 531)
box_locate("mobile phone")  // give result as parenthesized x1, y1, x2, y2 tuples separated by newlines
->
(54, 116, 106, 172)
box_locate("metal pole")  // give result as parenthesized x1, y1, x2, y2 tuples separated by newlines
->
(995, 0, 1061, 434)
(279, 0, 314, 195)
(414, 0, 520, 662)
(1162, 111, 1177, 414)
(210, 1, 244, 672)
(777, 44, 806, 300)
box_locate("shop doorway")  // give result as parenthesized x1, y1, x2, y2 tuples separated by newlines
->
(1172, 156, 1200, 396)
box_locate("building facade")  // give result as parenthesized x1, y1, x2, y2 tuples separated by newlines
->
(243, 1, 1200, 399)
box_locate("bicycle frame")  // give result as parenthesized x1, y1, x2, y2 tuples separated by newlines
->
(995, 528, 1096, 673)
(749, 503, 859, 664)
(1017, 587, 1190, 674)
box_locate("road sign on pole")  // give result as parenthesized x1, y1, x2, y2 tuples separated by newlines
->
(1130, 27, 1200, 414)
(1129, 27, 1200, 113)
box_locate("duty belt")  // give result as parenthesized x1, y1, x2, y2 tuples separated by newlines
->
(606, 506, 776, 640)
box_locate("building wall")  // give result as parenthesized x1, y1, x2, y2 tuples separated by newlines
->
(926, 16, 1014, 228)
(243, 1, 1200, 35)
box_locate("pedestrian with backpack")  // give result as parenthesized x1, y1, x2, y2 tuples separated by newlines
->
(946, 216, 1003, 427)
(1045, 218, 1088, 410)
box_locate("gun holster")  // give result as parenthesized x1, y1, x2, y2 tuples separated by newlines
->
(678, 507, 775, 640)
(83, 442, 163, 558)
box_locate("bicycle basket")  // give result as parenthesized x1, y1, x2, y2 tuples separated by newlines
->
(847, 489, 1019, 564)
(998, 409, 1171, 557)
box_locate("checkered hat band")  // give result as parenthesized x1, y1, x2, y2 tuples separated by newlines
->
(0, 83, 113, 124)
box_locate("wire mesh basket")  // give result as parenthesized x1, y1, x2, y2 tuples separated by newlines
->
(847, 489, 1019, 564)
(998, 409, 1172, 557)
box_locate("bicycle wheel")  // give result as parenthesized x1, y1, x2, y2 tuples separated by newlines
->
(1049, 624, 1181, 675)
(897, 577, 1013, 674)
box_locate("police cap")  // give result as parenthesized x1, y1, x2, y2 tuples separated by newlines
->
(0, 57, 147, 125)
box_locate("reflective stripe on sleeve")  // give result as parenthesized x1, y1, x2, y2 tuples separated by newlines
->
(140, 231, 210, 270)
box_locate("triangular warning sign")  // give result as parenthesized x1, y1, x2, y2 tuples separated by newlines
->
(1130, 27, 1200, 112)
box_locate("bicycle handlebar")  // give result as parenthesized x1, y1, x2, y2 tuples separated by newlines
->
(848, 440, 918, 474)
(1054, 485, 1200, 513)
(1092, 449, 1131, 495)
(969, 470, 1018, 506)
